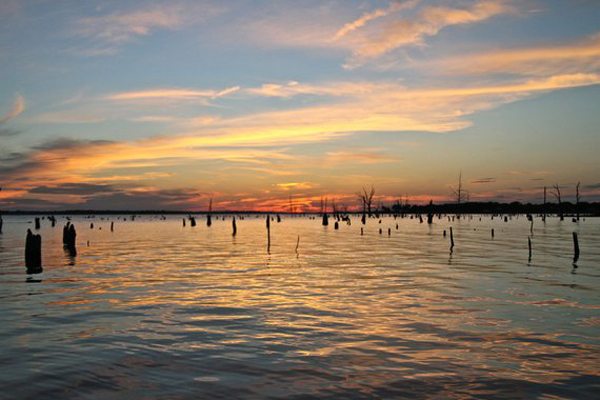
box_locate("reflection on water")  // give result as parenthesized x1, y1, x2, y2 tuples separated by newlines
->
(0, 214, 599, 399)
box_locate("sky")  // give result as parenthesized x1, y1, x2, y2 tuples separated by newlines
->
(0, 0, 599, 211)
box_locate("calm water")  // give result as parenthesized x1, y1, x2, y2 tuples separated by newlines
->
(0, 214, 599, 399)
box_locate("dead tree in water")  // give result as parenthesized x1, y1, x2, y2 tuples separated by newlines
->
(62, 222, 77, 256)
(357, 185, 375, 222)
(575, 181, 581, 221)
(543, 186, 547, 222)
(320, 196, 329, 226)
(25, 229, 43, 273)
(207, 198, 213, 227)
(266, 215, 271, 252)
(427, 200, 434, 224)
(451, 172, 468, 205)
(551, 184, 563, 221)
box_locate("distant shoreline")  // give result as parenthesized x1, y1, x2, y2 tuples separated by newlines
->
(1, 201, 599, 216)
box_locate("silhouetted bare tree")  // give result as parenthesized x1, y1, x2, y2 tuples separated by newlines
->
(576, 181, 581, 221)
(551, 184, 563, 221)
(357, 185, 375, 219)
(543, 186, 547, 222)
(451, 172, 468, 204)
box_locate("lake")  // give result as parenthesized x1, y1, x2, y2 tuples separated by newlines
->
(0, 214, 599, 399)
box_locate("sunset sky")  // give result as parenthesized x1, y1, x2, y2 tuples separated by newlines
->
(1, 0, 599, 211)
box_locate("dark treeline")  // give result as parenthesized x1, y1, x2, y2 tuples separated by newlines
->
(1, 201, 600, 216)
(389, 201, 600, 216)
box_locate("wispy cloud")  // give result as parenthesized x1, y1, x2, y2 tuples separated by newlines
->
(71, 3, 223, 55)
(75, 6, 183, 44)
(344, 0, 515, 67)
(332, 1, 420, 41)
(0, 93, 25, 123)
(107, 86, 240, 102)
(429, 32, 600, 77)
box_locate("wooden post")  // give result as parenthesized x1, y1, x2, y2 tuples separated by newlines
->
(450, 227, 454, 249)
(295, 235, 300, 255)
(0, 216, 3, 234)
(35, 217, 40, 230)
(266, 215, 271, 252)
(528, 237, 532, 261)
(111, 221, 114, 232)
(573, 232, 580, 263)
(232, 216, 237, 236)
(360, 227, 363, 236)
(25, 229, 42, 272)
(322, 213, 329, 226)
(491, 228, 494, 238)
(334, 221, 339, 230)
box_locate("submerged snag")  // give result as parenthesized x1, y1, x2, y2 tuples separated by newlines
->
(266, 215, 271, 252)
(573, 232, 580, 264)
(232, 216, 237, 237)
(25, 229, 42, 273)
(62, 222, 77, 250)
(449, 227, 455, 250)
(295, 235, 300, 255)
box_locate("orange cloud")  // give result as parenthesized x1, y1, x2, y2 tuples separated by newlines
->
(345, 0, 515, 67)
(430, 32, 600, 76)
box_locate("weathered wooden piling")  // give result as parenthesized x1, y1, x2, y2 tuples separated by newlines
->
(449, 227, 454, 249)
(182, 218, 186, 227)
(232, 216, 237, 236)
(190, 216, 196, 227)
(491, 228, 494, 238)
(443, 230, 446, 237)
(62, 222, 77, 249)
(388, 228, 391, 236)
(35, 217, 40, 230)
(379, 228, 382, 234)
(90, 222, 94, 229)
(322, 213, 329, 226)
(207, 214, 212, 227)
(25, 229, 42, 272)
(266, 215, 271, 252)
(277, 214, 281, 223)
(360, 227, 364, 236)
(528, 237, 532, 261)
(573, 232, 580, 263)
(334, 221, 339, 230)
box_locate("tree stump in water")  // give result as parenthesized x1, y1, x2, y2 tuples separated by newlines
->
(25, 229, 43, 273)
